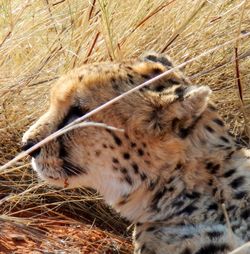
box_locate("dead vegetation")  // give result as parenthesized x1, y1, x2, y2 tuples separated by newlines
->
(0, 0, 250, 253)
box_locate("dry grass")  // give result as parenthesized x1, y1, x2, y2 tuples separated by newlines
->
(0, 0, 250, 253)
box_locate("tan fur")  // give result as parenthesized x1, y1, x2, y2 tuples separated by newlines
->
(22, 53, 250, 254)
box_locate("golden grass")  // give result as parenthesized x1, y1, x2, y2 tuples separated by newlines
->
(0, 0, 250, 252)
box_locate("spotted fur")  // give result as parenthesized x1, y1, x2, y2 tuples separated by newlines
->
(22, 52, 250, 254)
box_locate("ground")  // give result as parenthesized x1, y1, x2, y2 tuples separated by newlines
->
(0, 217, 132, 254)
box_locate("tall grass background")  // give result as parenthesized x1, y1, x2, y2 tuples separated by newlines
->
(0, 0, 250, 253)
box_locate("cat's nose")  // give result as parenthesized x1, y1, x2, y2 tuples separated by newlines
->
(21, 141, 41, 158)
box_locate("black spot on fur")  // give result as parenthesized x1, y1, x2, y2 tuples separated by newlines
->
(172, 200, 184, 208)
(178, 116, 202, 139)
(215, 144, 225, 148)
(220, 136, 229, 143)
(230, 176, 245, 189)
(131, 142, 137, 148)
(241, 208, 250, 219)
(127, 73, 134, 82)
(144, 54, 173, 67)
(138, 148, 144, 156)
(219, 214, 225, 223)
(181, 248, 192, 254)
(124, 175, 133, 185)
(227, 205, 236, 211)
(208, 203, 218, 211)
(132, 163, 139, 174)
(181, 234, 193, 240)
(207, 163, 220, 174)
(140, 173, 147, 181)
(179, 128, 190, 139)
(154, 85, 166, 92)
(112, 158, 119, 164)
(95, 150, 101, 156)
(107, 131, 123, 146)
(232, 224, 239, 231)
(223, 169, 236, 178)
(175, 86, 186, 99)
(194, 243, 229, 254)
(159, 56, 173, 67)
(175, 222, 186, 227)
(121, 168, 128, 174)
(176, 163, 183, 170)
(225, 150, 235, 160)
(213, 118, 224, 127)
(140, 244, 146, 253)
(144, 54, 158, 62)
(167, 176, 175, 184)
(234, 191, 247, 199)
(114, 135, 122, 146)
(205, 125, 214, 133)
(128, 77, 135, 84)
(151, 187, 168, 210)
(148, 178, 159, 191)
(206, 162, 220, 174)
(148, 181, 156, 191)
(206, 162, 213, 169)
(176, 204, 198, 216)
(185, 191, 201, 199)
(79, 75, 83, 81)
(141, 74, 151, 79)
(111, 77, 116, 83)
(146, 226, 156, 232)
(169, 78, 180, 85)
(152, 68, 162, 75)
(112, 83, 119, 91)
(208, 179, 213, 186)
(172, 117, 179, 131)
(117, 199, 127, 206)
(212, 188, 217, 196)
(207, 231, 223, 239)
(123, 152, 130, 160)
(124, 133, 129, 139)
(125, 65, 133, 71)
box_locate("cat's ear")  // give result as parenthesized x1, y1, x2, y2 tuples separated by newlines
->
(181, 85, 212, 117)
